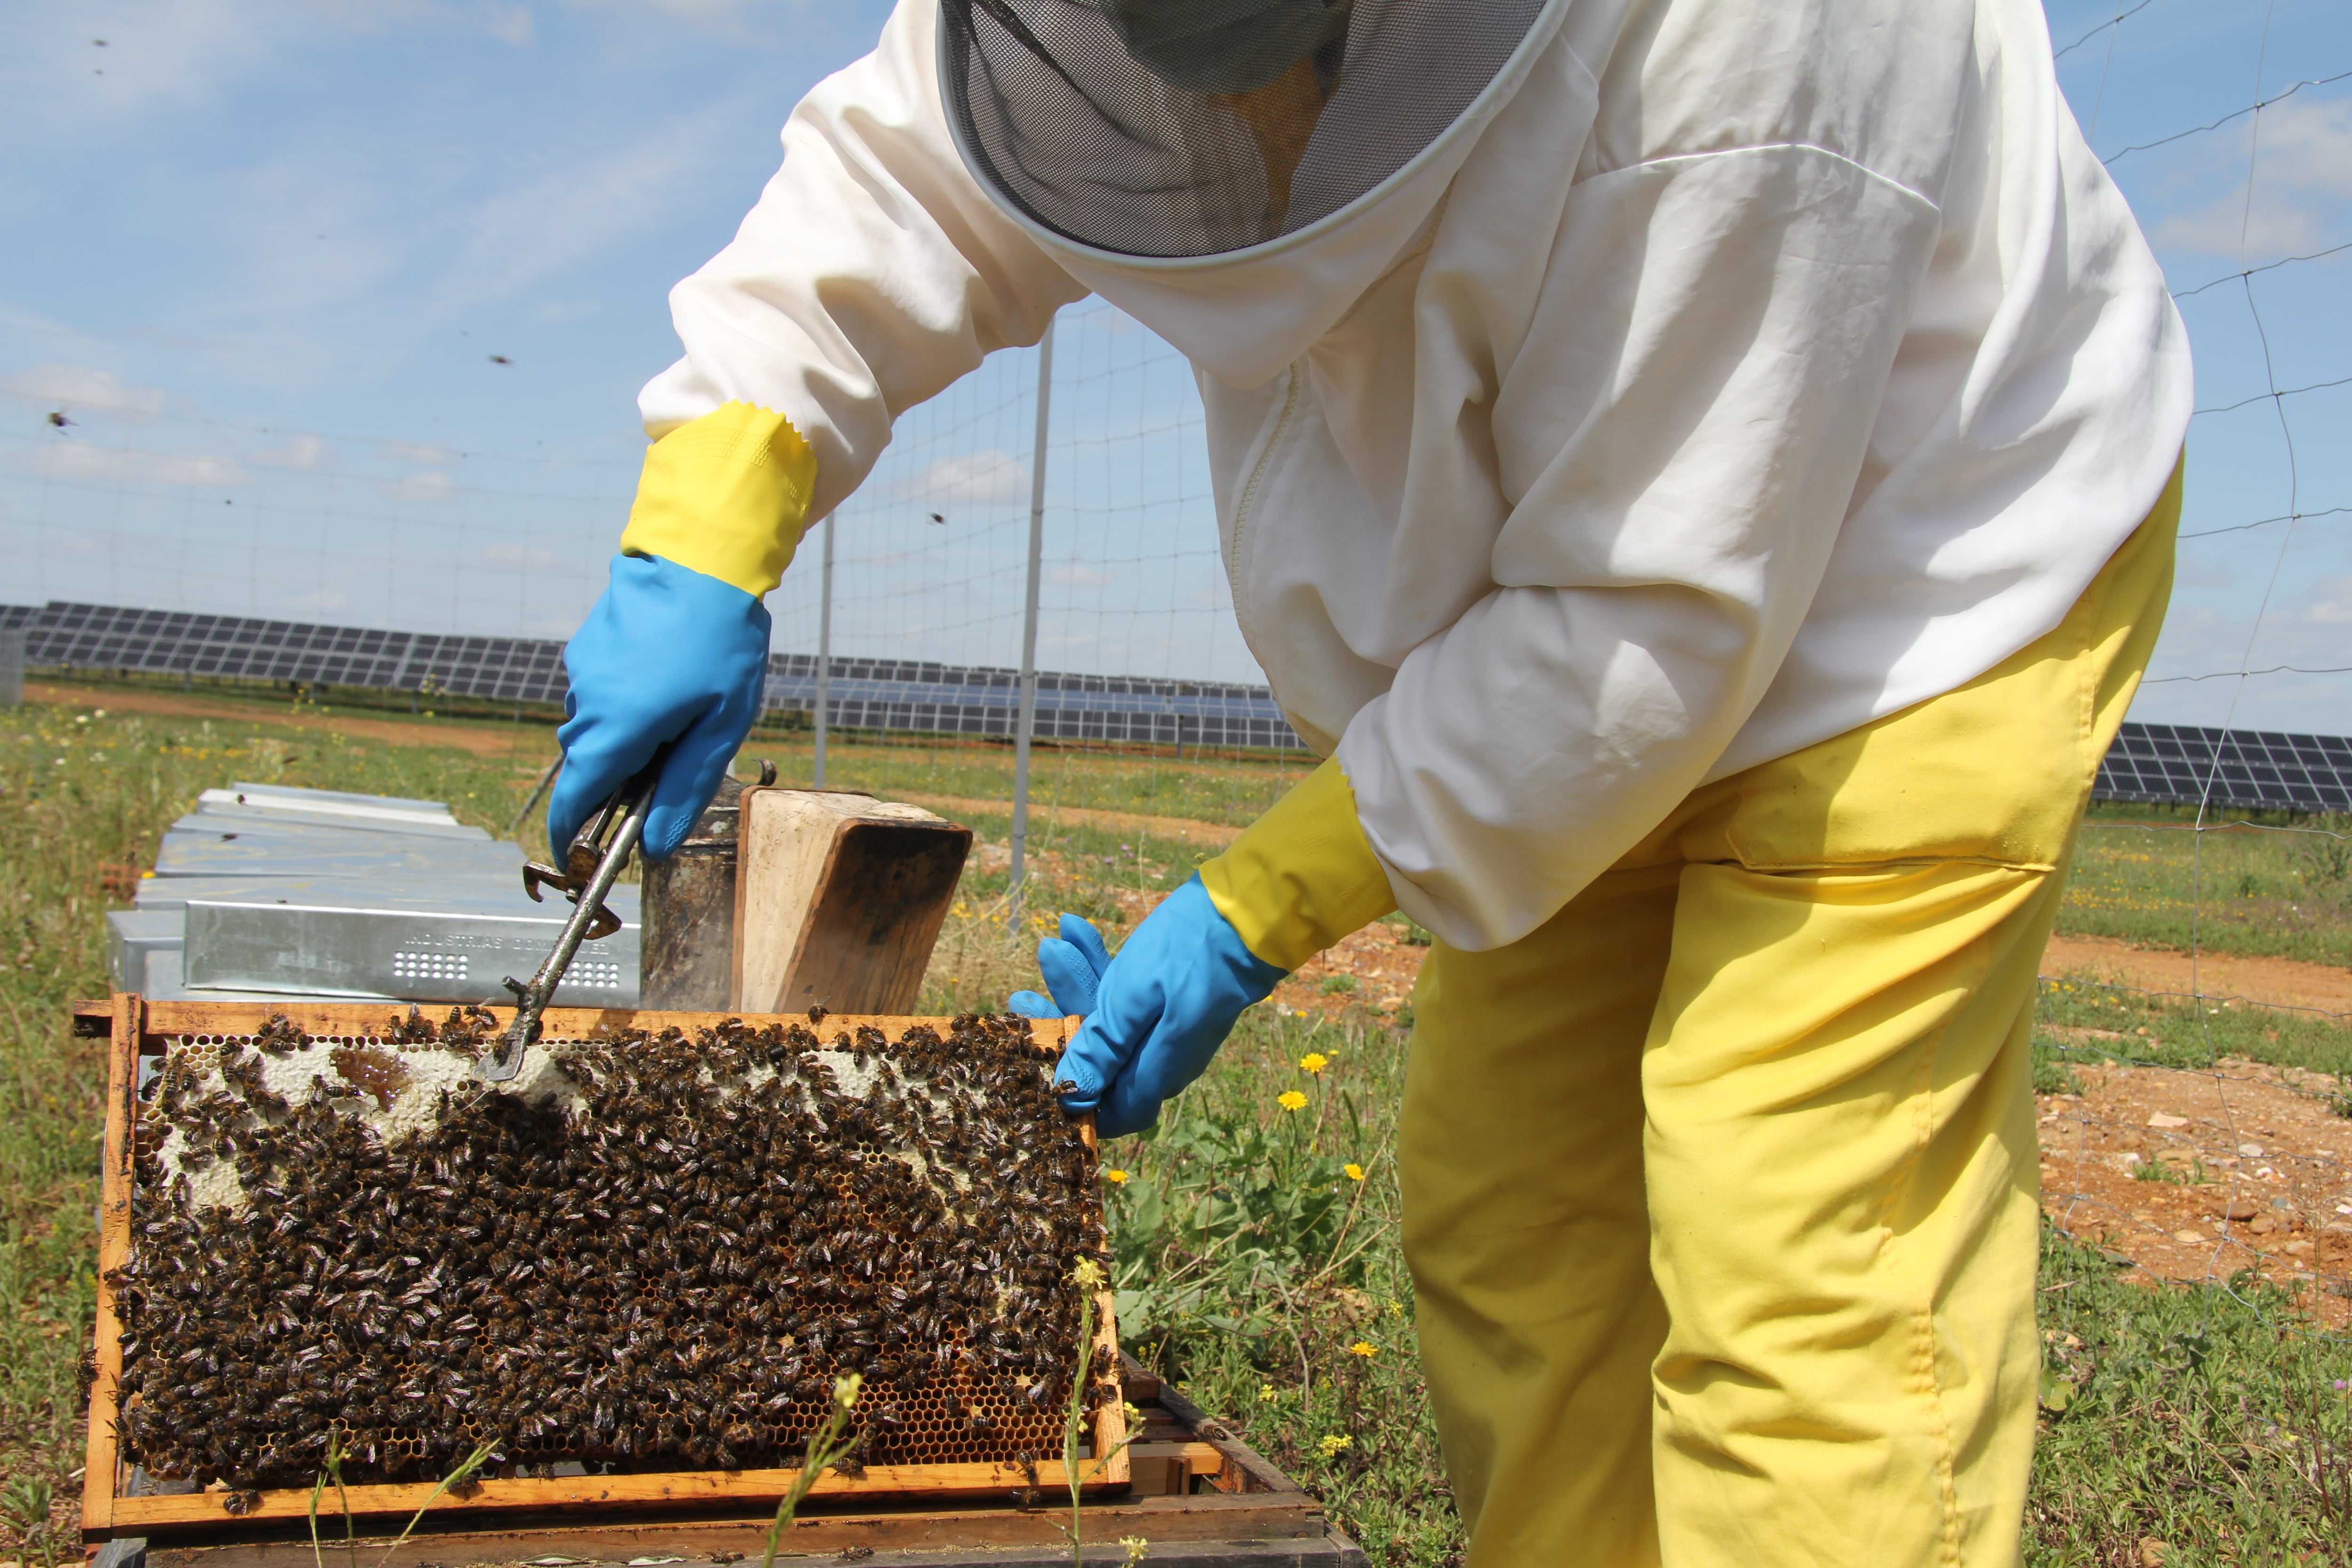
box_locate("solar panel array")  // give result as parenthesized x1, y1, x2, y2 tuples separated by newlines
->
(8, 600, 2347, 808)
(22, 602, 568, 703)
(2094, 724, 2352, 814)
(763, 652, 1307, 750)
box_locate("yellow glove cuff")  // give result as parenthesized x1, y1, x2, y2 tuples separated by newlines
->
(1200, 759, 1398, 971)
(618, 401, 817, 597)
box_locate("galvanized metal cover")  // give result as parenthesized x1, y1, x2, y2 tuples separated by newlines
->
(183, 898, 638, 1007)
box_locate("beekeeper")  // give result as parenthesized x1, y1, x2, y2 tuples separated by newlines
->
(550, 0, 2189, 1558)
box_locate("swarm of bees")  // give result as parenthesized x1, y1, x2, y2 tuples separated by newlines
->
(113, 1007, 1110, 1492)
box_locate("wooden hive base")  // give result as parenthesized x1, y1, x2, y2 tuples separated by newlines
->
(109, 1360, 1368, 1568)
(81, 998, 1127, 1546)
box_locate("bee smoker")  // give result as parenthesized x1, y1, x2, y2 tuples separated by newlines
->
(638, 761, 774, 1010)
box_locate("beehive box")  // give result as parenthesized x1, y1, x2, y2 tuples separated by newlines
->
(82, 995, 1126, 1546)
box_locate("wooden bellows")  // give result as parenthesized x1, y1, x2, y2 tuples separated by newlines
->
(729, 787, 970, 1016)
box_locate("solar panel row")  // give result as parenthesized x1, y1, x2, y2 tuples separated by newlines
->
(2095, 723, 2352, 813)
(8, 600, 2344, 809)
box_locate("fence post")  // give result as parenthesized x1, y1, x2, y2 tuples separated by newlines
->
(1009, 316, 1057, 906)
(813, 513, 834, 788)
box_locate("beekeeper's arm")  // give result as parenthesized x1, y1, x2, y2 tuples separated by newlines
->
(550, 3, 1083, 857)
(1035, 148, 1938, 1136)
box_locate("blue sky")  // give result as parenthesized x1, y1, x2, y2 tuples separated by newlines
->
(1, 0, 2346, 731)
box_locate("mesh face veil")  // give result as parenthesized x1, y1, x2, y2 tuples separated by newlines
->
(938, 0, 1549, 260)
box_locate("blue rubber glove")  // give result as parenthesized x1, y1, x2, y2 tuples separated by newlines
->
(1007, 877, 1286, 1138)
(550, 553, 771, 861)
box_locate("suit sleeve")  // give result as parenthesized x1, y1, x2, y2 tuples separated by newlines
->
(638, 0, 1089, 527)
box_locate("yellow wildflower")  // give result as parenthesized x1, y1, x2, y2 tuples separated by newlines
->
(1071, 1257, 1107, 1289)
(1258, 1385, 1279, 1403)
(1299, 1052, 1329, 1075)
(1318, 1433, 1352, 1457)
(1343, 1163, 1365, 1182)
(1121, 1538, 1151, 1566)
(1277, 1090, 1309, 1113)
(1348, 1341, 1378, 1358)
(1103, 1168, 1130, 1185)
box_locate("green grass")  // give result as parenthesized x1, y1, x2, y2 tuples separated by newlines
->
(2035, 972, 2352, 1079)
(2065, 804, 2352, 967)
(740, 727, 1312, 830)
(7, 700, 2352, 1565)
(2031, 1226, 2352, 1563)
(1102, 1008, 1459, 1565)
(0, 698, 547, 1554)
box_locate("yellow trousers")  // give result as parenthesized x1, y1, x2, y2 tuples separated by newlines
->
(1399, 466, 2179, 1566)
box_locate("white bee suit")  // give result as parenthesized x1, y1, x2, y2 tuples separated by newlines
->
(640, 0, 2191, 952)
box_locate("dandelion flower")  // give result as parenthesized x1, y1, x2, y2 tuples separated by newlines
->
(1348, 1341, 1378, 1358)
(1103, 1168, 1130, 1185)
(1318, 1433, 1352, 1457)
(1343, 1163, 1365, 1182)
(1277, 1090, 1309, 1113)
(1299, 1052, 1329, 1075)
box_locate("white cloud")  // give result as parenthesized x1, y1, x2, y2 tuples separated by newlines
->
(19, 439, 245, 487)
(427, 100, 743, 315)
(377, 470, 454, 501)
(894, 449, 1027, 508)
(2149, 93, 2352, 257)
(249, 432, 334, 470)
(381, 439, 458, 466)
(1046, 563, 1115, 589)
(2304, 574, 2352, 626)
(482, 540, 560, 571)
(483, 3, 534, 48)
(6, 363, 167, 420)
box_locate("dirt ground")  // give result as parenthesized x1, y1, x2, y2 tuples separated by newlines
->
(26, 681, 547, 760)
(2038, 1052, 2352, 1324)
(2044, 931, 2352, 1019)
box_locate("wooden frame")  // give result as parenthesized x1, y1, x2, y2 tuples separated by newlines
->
(82, 996, 1123, 1545)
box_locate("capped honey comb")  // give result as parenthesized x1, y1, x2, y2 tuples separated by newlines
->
(112, 1007, 1109, 1491)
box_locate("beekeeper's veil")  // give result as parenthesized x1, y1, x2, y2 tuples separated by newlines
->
(938, 0, 1551, 260)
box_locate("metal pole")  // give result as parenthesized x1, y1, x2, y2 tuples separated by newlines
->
(1009, 316, 1056, 903)
(813, 513, 834, 788)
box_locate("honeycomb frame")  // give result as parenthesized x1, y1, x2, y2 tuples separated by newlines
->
(82, 996, 1126, 1542)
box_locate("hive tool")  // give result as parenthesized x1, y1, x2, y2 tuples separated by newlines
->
(477, 747, 667, 1083)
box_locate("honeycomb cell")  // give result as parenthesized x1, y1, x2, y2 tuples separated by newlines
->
(115, 1010, 1110, 1489)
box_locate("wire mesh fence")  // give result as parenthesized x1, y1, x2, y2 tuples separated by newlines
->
(4, 0, 2352, 1547)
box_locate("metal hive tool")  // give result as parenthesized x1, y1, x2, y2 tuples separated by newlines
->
(111, 1007, 1111, 1493)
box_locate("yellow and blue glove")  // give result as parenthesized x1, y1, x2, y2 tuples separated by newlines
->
(1009, 761, 1397, 1137)
(548, 402, 815, 860)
